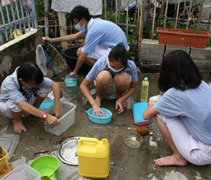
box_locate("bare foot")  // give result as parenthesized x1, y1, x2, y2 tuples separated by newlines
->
(95, 95, 102, 107)
(154, 154, 187, 167)
(13, 121, 27, 134)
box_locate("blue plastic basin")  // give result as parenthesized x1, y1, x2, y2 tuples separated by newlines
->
(39, 99, 55, 111)
(133, 102, 149, 125)
(65, 74, 77, 87)
(87, 108, 112, 124)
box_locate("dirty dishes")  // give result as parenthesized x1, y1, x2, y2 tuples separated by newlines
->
(87, 108, 112, 124)
(30, 155, 59, 180)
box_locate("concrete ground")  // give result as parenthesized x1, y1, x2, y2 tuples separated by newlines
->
(1, 60, 211, 180)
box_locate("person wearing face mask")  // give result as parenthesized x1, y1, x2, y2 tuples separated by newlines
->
(80, 45, 137, 116)
(42, 6, 129, 77)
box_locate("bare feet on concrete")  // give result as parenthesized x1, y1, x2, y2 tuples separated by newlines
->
(13, 120, 27, 134)
(154, 154, 188, 167)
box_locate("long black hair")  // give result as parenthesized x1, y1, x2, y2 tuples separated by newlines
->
(17, 62, 43, 84)
(17, 62, 43, 99)
(69, 6, 92, 22)
(158, 50, 202, 92)
(108, 44, 128, 67)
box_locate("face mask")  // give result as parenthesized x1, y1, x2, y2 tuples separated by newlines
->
(74, 23, 87, 34)
(107, 59, 124, 73)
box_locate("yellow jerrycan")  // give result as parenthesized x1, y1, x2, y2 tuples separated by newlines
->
(77, 137, 110, 179)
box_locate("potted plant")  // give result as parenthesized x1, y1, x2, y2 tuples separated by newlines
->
(157, 0, 211, 48)
(157, 27, 210, 48)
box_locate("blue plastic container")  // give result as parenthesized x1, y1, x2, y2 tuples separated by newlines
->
(87, 108, 112, 124)
(65, 74, 77, 87)
(133, 102, 149, 125)
(39, 99, 55, 111)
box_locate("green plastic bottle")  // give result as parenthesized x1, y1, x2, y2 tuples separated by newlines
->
(140, 77, 149, 102)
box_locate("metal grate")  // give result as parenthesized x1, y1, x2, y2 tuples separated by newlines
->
(0, 0, 38, 44)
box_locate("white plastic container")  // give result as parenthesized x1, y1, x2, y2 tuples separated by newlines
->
(44, 101, 76, 136)
(1, 165, 41, 180)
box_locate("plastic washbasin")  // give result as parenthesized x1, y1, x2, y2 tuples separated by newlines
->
(87, 108, 112, 124)
(30, 155, 59, 180)
(2, 165, 40, 180)
(39, 99, 55, 111)
(44, 101, 76, 136)
(65, 74, 77, 87)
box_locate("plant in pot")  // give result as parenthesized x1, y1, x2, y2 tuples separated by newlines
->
(157, 0, 211, 48)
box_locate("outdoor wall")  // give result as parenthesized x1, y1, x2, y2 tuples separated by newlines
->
(140, 39, 211, 77)
(0, 28, 43, 83)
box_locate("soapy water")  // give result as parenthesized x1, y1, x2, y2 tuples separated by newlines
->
(92, 112, 110, 118)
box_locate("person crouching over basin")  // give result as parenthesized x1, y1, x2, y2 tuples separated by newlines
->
(80, 45, 138, 116)
(0, 62, 61, 134)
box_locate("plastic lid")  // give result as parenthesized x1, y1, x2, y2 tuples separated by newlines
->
(144, 77, 148, 81)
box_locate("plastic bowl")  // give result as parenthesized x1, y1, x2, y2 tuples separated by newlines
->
(39, 99, 55, 111)
(87, 108, 112, 124)
(123, 132, 143, 149)
(65, 74, 77, 87)
(30, 155, 59, 180)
